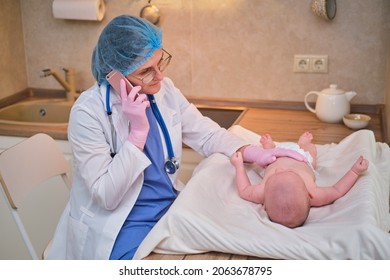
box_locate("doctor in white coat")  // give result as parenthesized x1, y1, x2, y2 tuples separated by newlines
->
(46, 15, 306, 260)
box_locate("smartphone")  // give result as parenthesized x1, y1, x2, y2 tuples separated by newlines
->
(106, 70, 134, 94)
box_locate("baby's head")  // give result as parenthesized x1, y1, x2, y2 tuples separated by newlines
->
(264, 171, 310, 228)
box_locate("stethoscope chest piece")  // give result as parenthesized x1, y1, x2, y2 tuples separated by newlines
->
(164, 157, 179, 174)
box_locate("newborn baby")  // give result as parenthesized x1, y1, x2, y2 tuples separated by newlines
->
(230, 132, 369, 228)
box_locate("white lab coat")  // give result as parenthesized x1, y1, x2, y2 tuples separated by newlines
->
(46, 77, 248, 259)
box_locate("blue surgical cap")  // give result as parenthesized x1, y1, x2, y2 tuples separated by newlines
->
(91, 15, 162, 85)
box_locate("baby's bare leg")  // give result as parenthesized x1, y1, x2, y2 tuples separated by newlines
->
(260, 134, 276, 149)
(297, 132, 317, 169)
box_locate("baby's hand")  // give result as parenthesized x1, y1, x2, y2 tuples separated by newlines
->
(230, 152, 244, 166)
(351, 155, 369, 175)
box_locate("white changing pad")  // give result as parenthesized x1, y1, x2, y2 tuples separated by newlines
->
(134, 126, 390, 260)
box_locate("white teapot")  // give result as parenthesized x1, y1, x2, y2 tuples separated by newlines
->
(304, 84, 357, 123)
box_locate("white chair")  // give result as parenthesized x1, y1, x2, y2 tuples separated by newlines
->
(0, 133, 71, 259)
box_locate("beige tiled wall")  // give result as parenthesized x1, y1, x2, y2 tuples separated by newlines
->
(1, 0, 390, 105)
(0, 0, 28, 96)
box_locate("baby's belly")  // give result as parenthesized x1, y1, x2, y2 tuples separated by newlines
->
(267, 157, 314, 178)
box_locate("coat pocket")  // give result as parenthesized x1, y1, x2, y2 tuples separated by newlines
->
(66, 216, 88, 259)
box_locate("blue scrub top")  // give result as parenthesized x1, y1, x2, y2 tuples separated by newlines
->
(110, 105, 178, 260)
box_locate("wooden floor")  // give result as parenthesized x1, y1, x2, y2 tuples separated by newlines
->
(144, 106, 388, 260)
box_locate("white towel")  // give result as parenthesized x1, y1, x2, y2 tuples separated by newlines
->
(134, 126, 390, 260)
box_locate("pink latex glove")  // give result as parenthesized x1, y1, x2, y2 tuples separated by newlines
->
(242, 145, 308, 167)
(120, 79, 150, 149)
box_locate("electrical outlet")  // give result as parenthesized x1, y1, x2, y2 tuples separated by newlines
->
(293, 55, 328, 73)
(293, 55, 310, 72)
(311, 55, 328, 73)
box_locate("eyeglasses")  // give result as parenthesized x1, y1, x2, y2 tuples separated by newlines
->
(129, 49, 172, 85)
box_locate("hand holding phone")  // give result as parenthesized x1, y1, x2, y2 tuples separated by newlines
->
(120, 79, 150, 150)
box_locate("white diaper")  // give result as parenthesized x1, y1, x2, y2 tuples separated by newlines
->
(276, 142, 314, 171)
(258, 142, 315, 179)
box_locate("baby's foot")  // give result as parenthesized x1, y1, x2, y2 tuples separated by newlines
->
(260, 134, 275, 149)
(298, 131, 313, 145)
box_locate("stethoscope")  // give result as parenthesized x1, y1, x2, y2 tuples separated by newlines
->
(105, 85, 179, 174)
